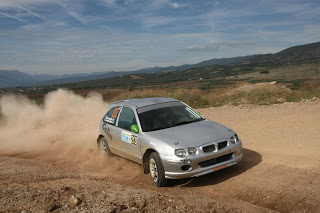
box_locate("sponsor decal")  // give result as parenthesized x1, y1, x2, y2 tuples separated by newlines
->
(185, 106, 201, 119)
(105, 117, 114, 124)
(102, 123, 113, 140)
(121, 131, 137, 145)
(212, 165, 227, 171)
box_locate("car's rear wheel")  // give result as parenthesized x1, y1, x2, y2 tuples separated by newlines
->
(149, 152, 168, 187)
(98, 137, 113, 157)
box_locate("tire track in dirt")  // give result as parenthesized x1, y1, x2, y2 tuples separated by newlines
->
(1, 90, 319, 212)
(193, 100, 320, 212)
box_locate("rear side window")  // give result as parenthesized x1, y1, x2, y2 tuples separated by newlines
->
(117, 107, 137, 131)
(104, 106, 121, 125)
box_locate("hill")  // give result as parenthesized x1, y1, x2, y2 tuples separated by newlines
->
(1, 55, 259, 88)
(0, 70, 38, 88)
(249, 42, 320, 65)
(0, 70, 131, 88)
(1, 41, 319, 88)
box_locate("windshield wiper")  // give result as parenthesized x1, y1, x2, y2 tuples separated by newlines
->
(146, 126, 170, 132)
(145, 118, 204, 131)
(172, 118, 204, 127)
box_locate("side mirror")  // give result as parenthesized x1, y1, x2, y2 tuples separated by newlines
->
(130, 124, 139, 134)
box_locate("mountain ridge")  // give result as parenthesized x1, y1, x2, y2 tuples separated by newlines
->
(1, 41, 319, 88)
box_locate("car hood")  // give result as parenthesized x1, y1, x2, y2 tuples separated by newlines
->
(144, 120, 234, 148)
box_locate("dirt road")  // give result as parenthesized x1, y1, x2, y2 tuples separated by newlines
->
(0, 93, 319, 212)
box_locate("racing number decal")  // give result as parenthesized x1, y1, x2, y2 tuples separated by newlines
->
(112, 107, 120, 118)
(105, 106, 121, 124)
(131, 135, 137, 145)
(121, 131, 137, 145)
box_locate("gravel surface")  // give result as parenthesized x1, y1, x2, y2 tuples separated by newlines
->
(0, 98, 319, 212)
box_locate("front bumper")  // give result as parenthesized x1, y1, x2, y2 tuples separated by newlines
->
(161, 142, 243, 179)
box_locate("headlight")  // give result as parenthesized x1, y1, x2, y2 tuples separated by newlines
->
(230, 134, 240, 144)
(187, 147, 197, 155)
(175, 148, 198, 157)
(175, 149, 187, 158)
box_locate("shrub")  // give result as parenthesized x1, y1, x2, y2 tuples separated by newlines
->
(260, 70, 269, 74)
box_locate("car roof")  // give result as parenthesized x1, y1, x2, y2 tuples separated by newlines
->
(110, 97, 179, 108)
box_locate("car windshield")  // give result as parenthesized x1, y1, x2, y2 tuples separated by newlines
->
(138, 104, 203, 132)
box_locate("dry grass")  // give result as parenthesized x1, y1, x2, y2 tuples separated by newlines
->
(99, 82, 320, 108)
(228, 63, 320, 80)
(104, 88, 212, 108)
(4, 80, 320, 109)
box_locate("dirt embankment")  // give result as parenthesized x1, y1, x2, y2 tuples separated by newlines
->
(0, 90, 319, 212)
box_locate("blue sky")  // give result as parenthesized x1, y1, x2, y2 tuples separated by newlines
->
(0, 0, 319, 74)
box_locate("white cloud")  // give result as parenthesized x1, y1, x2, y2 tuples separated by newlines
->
(18, 6, 47, 21)
(0, 0, 88, 24)
(142, 16, 173, 28)
(304, 24, 320, 40)
(65, 9, 86, 24)
(0, 0, 319, 75)
(151, 0, 170, 8)
(56, 1, 87, 24)
(0, 0, 49, 8)
(184, 40, 257, 52)
(170, 2, 181, 8)
(101, 0, 118, 7)
(0, 11, 25, 22)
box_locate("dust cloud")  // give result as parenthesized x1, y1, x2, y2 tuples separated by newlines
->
(0, 89, 108, 162)
(0, 89, 144, 181)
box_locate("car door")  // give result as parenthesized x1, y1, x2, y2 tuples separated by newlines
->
(102, 106, 122, 154)
(113, 106, 141, 163)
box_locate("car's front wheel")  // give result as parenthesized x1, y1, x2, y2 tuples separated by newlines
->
(149, 152, 168, 187)
(98, 137, 113, 157)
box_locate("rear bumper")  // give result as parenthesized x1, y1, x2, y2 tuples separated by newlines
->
(161, 143, 243, 179)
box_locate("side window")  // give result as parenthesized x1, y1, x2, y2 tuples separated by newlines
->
(117, 107, 137, 131)
(104, 106, 121, 125)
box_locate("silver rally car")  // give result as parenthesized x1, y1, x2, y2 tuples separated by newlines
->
(97, 97, 243, 186)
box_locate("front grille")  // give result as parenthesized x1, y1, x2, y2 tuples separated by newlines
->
(218, 141, 228, 150)
(198, 153, 233, 168)
(203, 144, 215, 152)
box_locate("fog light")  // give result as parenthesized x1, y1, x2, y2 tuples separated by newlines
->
(181, 165, 191, 171)
(181, 159, 192, 164)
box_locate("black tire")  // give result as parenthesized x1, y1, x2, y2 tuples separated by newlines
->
(98, 137, 113, 157)
(149, 152, 168, 187)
